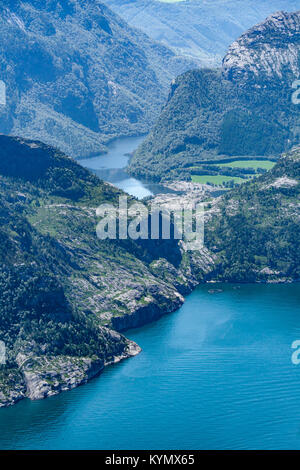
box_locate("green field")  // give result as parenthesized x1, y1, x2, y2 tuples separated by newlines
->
(189, 159, 276, 186)
(191, 175, 248, 185)
(218, 160, 276, 170)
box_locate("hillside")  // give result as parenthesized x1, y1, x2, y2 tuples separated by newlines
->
(0, 0, 195, 158)
(0, 135, 212, 407)
(205, 147, 300, 282)
(129, 11, 300, 182)
(103, 0, 299, 64)
(0, 134, 299, 406)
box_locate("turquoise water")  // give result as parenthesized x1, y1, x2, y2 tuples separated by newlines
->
(0, 283, 300, 450)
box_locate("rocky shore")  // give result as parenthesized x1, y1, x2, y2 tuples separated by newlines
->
(0, 335, 141, 408)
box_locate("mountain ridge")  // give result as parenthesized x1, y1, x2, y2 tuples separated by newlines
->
(129, 11, 300, 181)
(0, 134, 210, 407)
(0, 0, 196, 158)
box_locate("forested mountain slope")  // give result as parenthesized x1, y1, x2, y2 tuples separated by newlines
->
(129, 11, 300, 181)
(0, 0, 195, 158)
(104, 0, 299, 64)
(0, 135, 208, 407)
(206, 147, 300, 282)
(0, 134, 299, 406)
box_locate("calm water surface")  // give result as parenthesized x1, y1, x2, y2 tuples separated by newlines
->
(1, 283, 300, 450)
(79, 136, 167, 199)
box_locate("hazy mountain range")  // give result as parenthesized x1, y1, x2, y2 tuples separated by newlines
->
(103, 0, 300, 64)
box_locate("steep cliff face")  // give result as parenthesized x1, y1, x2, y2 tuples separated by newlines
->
(0, 0, 195, 158)
(129, 11, 300, 181)
(223, 10, 300, 83)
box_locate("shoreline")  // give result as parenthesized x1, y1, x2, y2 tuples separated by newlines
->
(0, 278, 297, 409)
(0, 339, 141, 409)
(75, 133, 147, 161)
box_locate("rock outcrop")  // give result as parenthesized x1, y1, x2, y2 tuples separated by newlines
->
(13, 334, 140, 402)
(223, 10, 300, 83)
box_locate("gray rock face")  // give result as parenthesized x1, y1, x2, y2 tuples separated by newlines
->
(7, 334, 141, 403)
(223, 10, 300, 82)
(18, 355, 105, 401)
(0, 339, 141, 406)
(0, 381, 26, 408)
(110, 289, 184, 331)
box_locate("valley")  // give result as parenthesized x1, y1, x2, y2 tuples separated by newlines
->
(0, 1, 196, 158)
(0, 0, 299, 452)
(129, 11, 300, 183)
(79, 135, 168, 199)
(104, 0, 299, 64)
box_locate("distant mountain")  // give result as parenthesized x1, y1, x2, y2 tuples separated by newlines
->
(129, 11, 300, 181)
(0, 0, 195, 158)
(103, 0, 299, 64)
(223, 10, 300, 83)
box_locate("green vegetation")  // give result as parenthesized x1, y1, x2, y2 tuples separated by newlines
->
(128, 12, 300, 182)
(128, 67, 295, 182)
(218, 160, 275, 170)
(191, 175, 246, 185)
(189, 159, 276, 187)
(0, 1, 195, 158)
(205, 149, 300, 282)
(0, 135, 191, 405)
(0, 134, 299, 405)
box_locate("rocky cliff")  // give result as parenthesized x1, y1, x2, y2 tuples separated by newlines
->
(223, 10, 300, 83)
